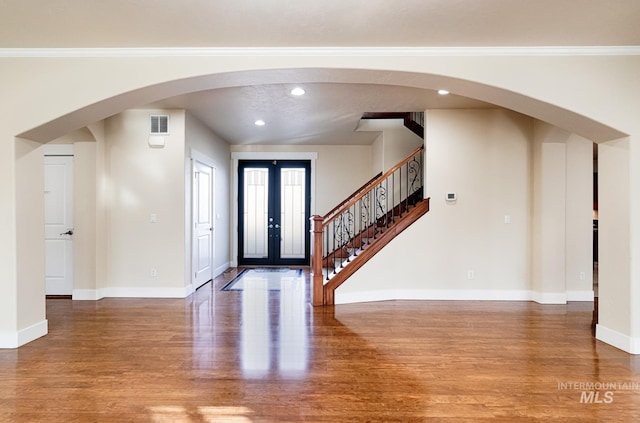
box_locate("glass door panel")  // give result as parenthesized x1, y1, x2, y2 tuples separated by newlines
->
(280, 168, 306, 259)
(242, 168, 269, 259)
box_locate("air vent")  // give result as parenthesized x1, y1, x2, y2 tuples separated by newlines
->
(150, 115, 169, 134)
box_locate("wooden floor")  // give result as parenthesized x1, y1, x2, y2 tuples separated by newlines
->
(1, 268, 639, 422)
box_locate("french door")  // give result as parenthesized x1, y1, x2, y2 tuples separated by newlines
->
(238, 160, 311, 266)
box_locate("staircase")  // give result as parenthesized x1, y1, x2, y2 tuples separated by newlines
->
(310, 144, 430, 306)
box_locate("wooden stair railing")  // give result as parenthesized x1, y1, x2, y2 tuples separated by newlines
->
(311, 146, 429, 306)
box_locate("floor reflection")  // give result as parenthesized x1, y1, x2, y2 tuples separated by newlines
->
(239, 270, 308, 378)
(241, 277, 270, 376)
(278, 276, 308, 377)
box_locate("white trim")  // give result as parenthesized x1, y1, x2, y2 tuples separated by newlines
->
(72, 285, 194, 300)
(102, 286, 194, 298)
(596, 324, 640, 355)
(72, 289, 103, 300)
(191, 153, 216, 289)
(231, 152, 318, 160)
(335, 289, 533, 305)
(43, 144, 74, 156)
(531, 292, 568, 305)
(231, 151, 318, 267)
(335, 289, 594, 305)
(566, 290, 595, 301)
(214, 262, 230, 278)
(0, 320, 48, 349)
(2, 46, 640, 58)
(190, 148, 216, 167)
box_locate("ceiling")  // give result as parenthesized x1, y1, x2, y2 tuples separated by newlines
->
(3, 0, 639, 145)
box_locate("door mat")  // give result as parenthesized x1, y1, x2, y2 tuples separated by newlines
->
(221, 268, 302, 291)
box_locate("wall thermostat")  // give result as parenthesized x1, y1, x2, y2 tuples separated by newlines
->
(446, 192, 457, 202)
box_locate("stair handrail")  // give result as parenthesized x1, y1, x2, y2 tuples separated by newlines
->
(310, 144, 425, 306)
(322, 145, 424, 227)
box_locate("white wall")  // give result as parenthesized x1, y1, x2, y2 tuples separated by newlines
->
(565, 134, 594, 296)
(337, 111, 596, 305)
(73, 141, 98, 292)
(382, 127, 423, 172)
(337, 109, 533, 302)
(185, 112, 231, 278)
(15, 138, 46, 339)
(531, 122, 594, 302)
(104, 109, 188, 295)
(598, 138, 631, 336)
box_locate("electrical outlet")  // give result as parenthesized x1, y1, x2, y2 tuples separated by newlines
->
(579, 272, 586, 281)
(151, 268, 157, 277)
(467, 270, 475, 280)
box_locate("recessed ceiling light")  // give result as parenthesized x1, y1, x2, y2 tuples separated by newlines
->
(254, 119, 266, 126)
(438, 89, 450, 95)
(291, 87, 306, 96)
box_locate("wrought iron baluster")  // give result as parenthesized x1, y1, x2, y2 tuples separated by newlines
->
(399, 166, 403, 217)
(324, 224, 329, 281)
(385, 177, 389, 229)
(391, 171, 395, 224)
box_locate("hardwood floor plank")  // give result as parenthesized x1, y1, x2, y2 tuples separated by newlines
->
(0, 269, 639, 421)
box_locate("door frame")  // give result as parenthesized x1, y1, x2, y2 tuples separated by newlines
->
(43, 144, 74, 296)
(231, 152, 317, 268)
(190, 149, 216, 289)
(238, 159, 311, 266)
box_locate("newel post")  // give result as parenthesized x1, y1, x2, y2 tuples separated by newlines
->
(310, 215, 324, 306)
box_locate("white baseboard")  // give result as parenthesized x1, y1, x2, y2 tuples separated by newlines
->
(532, 291, 567, 304)
(73, 289, 103, 300)
(566, 290, 595, 301)
(214, 262, 230, 278)
(0, 320, 48, 349)
(73, 285, 194, 300)
(102, 286, 193, 298)
(335, 288, 595, 305)
(596, 324, 640, 354)
(335, 289, 533, 305)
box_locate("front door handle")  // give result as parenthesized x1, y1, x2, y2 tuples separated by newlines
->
(60, 229, 74, 236)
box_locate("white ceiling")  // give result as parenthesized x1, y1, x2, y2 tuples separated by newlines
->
(3, 0, 639, 145)
(148, 83, 495, 145)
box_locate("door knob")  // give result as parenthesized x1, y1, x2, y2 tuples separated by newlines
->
(60, 229, 74, 236)
(274, 224, 280, 229)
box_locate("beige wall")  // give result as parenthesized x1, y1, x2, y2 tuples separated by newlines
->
(565, 134, 594, 295)
(338, 109, 533, 298)
(598, 138, 631, 336)
(73, 142, 98, 291)
(382, 127, 423, 172)
(531, 122, 594, 301)
(185, 112, 231, 277)
(105, 109, 187, 291)
(0, 137, 17, 335)
(15, 139, 45, 330)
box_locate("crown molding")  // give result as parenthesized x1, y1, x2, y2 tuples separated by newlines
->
(1, 46, 639, 58)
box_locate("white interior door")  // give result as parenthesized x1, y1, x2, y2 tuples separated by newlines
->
(44, 155, 74, 295)
(193, 160, 214, 287)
